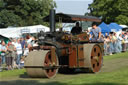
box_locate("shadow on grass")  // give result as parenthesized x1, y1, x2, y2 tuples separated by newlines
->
(0, 80, 126, 85)
(58, 68, 94, 75)
(19, 69, 93, 78)
(19, 72, 29, 78)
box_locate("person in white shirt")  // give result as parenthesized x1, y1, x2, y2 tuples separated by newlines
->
(1, 40, 7, 64)
(15, 39, 22, 67)
(118, 34, 123, 53)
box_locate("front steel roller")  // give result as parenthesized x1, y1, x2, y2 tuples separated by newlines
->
(83, 44, 103, 73)
(24, 50, 59, 78)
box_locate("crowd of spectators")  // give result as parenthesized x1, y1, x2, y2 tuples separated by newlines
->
(0, 35, 37, 71)
(103, 32, 128, 55)
(89, 22, 128, 55)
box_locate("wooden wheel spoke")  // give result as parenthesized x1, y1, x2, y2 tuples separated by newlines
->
(91, 59, 97, 65)
(91, 51, 95, 57)
(44, 59, 50, 66)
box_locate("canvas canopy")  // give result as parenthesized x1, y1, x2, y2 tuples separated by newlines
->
(0, 25, 50, 38)
(108, 23, 123, 32)
(43, 13, 101, 23)
(99, 22, 111, 35)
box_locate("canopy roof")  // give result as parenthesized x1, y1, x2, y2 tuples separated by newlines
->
(0, 25, 50, 38)
(43, 13, 101, 23)
(108, 23, 123, 31)
(99, 22, 111, 33)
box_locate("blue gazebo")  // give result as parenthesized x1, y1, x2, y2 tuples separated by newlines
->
(99, 22, 111, 35)
(108, 23, 123, 32)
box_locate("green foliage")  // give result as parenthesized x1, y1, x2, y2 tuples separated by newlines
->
(0, 10, 22, 28)
(0, 0, 56, 28)
(115, 15, 128, 25)
(88, 0, 128, 25)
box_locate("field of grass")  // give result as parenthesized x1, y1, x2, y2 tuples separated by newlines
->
(0, 69, 25, 78)
(62, 67, 128, 85)
(104, 51, 128, 60)
(0, 52, 128, 85)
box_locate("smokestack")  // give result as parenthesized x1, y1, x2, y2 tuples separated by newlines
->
(50, 9, 55, 32)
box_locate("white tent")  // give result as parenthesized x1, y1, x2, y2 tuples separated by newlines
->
(119, 25, 128, 28)
(20, 25, 50, 33)
(0, 25, 50, 38)
(0, 28, 21, 38)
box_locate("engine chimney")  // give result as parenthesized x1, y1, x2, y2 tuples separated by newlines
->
(50, 9, 55, 32)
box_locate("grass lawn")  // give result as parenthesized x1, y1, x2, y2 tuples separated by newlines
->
(61, 67, 128, 85)
(103, 51, 128, 60)
(0, 52, 128, 85)
(0, 69, 25, 78)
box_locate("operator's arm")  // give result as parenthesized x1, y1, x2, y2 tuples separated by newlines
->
(89, 34, 91, 39)
(98, 32, 101, 39)
(98, 27, 101, 39)
(89, 29, 92, 40)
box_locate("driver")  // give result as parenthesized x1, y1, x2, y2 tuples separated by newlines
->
(89, 22, 101, 42)
(71, 22, 82, 35)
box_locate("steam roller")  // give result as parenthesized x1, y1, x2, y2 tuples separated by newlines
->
(25, 43, 103, 78)
(24, 9, 104, 78)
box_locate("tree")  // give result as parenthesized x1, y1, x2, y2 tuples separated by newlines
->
(0, 0, 56, 28)
(88, 0, 128, 25)
(0, 10, 22, 28)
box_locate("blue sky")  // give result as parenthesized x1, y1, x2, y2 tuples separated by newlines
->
(54, 0, 93, 15)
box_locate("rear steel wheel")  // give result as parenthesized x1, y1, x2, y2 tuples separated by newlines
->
(25, 50, 59, 78)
